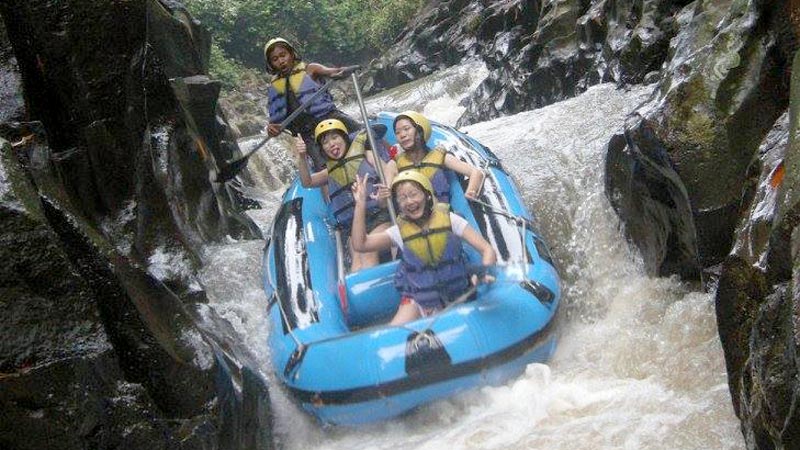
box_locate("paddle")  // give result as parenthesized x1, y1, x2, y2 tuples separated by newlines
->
(334, 228, 349, 318)
(215, 65, 361, 182)
(349, 72, 398, 224)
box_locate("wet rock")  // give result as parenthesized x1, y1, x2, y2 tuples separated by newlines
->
(364, 0, 533, 94)
(716, 255, 800, 449)
(0, 1, 273, 448)
(456, 0, 685, 125)
(362, 0, 682, 125)
(0, 0, 258, 254)
(2, 133, 273, 449)
(715, 254, 766, 419)
(604, 116, 701, 279)
(0, 140, 109, 373)
(730, 113, 790, 270)
(604, 0, 795, 277)
(0, 22, 22, 124)
(715, 36, 800, 450)
(2, 353, 177, 450)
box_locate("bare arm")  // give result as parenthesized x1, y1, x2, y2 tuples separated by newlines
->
(460, 224, 496, 266)
(351, 174, 394, 253)
(293, 137, 327, 187)
(306, 62, 344, 80)
(444, 153, 484, 199)
(384, 159, 398, 187)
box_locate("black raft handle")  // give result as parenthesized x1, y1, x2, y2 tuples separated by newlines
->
(284, 344, 308, 379)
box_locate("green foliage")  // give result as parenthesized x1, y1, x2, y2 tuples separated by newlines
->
(184, 0, 425, 71)
(207, 42, 258, 89)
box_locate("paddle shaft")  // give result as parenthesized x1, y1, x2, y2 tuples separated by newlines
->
(334, 228, 348, 316)
(350, 72, 397, 224)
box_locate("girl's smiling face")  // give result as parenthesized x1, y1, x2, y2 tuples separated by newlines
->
(394, 118, 419, 150)
(394, 181, 428, 220)
(320, 131, 348, 160)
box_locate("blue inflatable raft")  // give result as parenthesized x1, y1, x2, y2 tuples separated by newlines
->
(262, 112, 561, 426)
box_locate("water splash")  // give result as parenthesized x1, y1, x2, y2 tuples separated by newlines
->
(348, 60, 489, 126)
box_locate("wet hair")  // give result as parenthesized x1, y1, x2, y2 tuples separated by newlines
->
(414, 131, 429, 152)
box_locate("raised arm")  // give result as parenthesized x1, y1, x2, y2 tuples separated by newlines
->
(293, 137, 327, 187)
(306, 62, 344, 80)
(351, 174, 394, 253)
(383, 159, 398, 187)
(444, 153, 485, 199)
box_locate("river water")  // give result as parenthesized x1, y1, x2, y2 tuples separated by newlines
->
(199, 61, 744, 450)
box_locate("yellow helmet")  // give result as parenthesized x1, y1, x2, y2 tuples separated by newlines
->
(264, 37, 299, 73)
(393, 110, 432, 142)
(314, 119, 349, 144)
(391, 170, 434, 199)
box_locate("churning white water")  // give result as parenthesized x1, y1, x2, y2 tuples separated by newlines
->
(200, 61, 743, 449)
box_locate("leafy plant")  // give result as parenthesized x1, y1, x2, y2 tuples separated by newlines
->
(184, 0, 425, 72)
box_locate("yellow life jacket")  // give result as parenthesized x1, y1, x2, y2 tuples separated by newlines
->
(325, 133, 369, 186)
(267, 62, 336, 122)
(269, 62, 307, 95)
(396, 203, 468, 308)
(325, 132, 380, 227)
(395, 146, 451, 202)
(395, 146, 446, 181)
(398, 203, 453, 266)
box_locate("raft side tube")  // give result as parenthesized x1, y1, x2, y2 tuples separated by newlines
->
(309, 333, 556, 426)
(286, 275, 553, 393)
(287, 293, 559, 426)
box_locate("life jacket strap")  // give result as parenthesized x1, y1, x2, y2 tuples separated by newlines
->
(403, 225, 451, 243)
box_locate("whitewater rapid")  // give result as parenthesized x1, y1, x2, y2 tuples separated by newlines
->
(200, 61, 743, 450)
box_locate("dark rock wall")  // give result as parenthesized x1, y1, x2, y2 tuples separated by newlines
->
(363, 0, 689, 125)
(370, 0, 795, 277)
(713, 46, 800, 450)
(1, 0, 257, 259)
(0, 1, 271, 449)
(602, 2, 799, 445)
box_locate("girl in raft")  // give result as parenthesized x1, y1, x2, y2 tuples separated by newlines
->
(384, 111, 485, 202)
(293, 119, 391, 272)
(351, 170, 496, 325)
(265, 37, 360, 170)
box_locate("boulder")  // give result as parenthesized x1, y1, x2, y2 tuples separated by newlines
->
(0, 1, 272, 448)
(604, 0, 796, 276)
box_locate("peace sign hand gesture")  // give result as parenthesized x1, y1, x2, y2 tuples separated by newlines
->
(352, 173, 370, 205)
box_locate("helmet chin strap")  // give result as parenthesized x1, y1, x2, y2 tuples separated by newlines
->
(414, 129, 426, 149)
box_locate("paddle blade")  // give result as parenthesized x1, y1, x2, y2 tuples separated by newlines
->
(215, 156, 250, 182)
(215, 135, 271, 182)
(338, 282, 349, 316)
